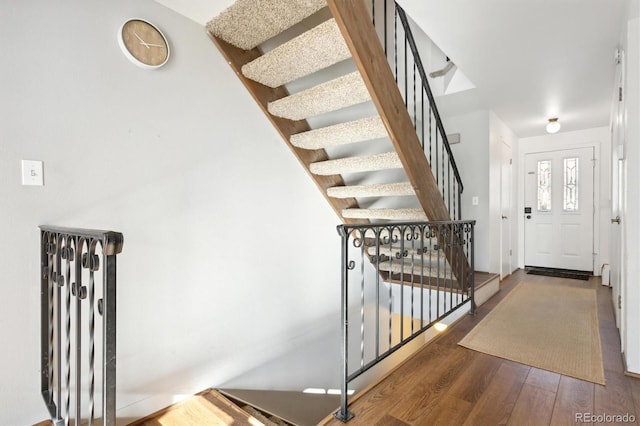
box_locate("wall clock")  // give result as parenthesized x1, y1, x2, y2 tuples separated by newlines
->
(118, 19, 170, 69)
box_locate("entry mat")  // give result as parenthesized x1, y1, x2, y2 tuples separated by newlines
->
(526, 267, 591, 281)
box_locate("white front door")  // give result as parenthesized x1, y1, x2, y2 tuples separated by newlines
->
(524, 147, 595, 271)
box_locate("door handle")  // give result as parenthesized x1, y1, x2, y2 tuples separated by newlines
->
(611, 216, 621, 224)
(501, 215, 508, 219)
(526, 215, 532, 219)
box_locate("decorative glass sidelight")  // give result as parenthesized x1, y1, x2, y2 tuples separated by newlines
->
(537, 160, 552, 212)
(564, 157, 579, 211)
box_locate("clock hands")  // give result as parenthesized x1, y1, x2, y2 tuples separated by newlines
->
(133, 32, 150, 49)
(133, 32, 165, 49)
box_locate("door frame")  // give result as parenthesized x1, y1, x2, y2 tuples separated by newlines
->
(517, 133, 606, 274)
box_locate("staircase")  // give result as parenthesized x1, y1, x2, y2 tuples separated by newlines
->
(207, 0, 471, 291)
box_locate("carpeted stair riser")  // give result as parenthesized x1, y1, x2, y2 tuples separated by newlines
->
(342, 208, 428, 221)
(310, 152, 401, 175)
(327, 182, 414, 198)
(290, 116, 388, 149)
(268, 71, 371, 120)
(206, 0, 327, 50)
(242, 19, 351, 88)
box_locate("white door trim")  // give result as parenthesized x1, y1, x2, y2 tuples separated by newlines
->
(517, 133, 603, 274)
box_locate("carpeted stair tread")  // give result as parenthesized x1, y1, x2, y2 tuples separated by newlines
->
(328, 182, 414, 198)
(342, 208, 428, 221)
(291, 116, 388, 149)
(377, 259, 452, 277)
(369, 247, 450, 270)
(310, 152, 401, 175)
(207, 0, 326, 50)
(367, 245, 446, 260)
(268, 71, 370, 120)
(242, 19, 351, 88)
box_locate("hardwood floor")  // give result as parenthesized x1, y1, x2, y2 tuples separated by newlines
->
(324, 270, 640, 426)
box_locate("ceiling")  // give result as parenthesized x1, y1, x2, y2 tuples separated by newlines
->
(157, 0, 627, 138)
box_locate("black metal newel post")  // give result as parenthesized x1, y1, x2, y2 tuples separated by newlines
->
(336, 226, 355, 422)
(470, 223, 476, 315)
(103, 253, 118, 426)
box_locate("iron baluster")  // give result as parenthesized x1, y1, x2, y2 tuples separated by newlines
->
(375, 229, 380, 360)
(64, 238, 73, 426)
(75, 241, 84, 425)
(404, 31, 408, 108)
(413, 62, 417, 131)
(442, 133, 445, 201)
(435, 130, 440, 187)
(359, 230, 365, 371)
(54, 240, 63, 424)
(384, 0, 388, 56)
(393, 10, 398, 83)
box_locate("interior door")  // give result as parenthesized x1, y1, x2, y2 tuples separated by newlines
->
(524, 147, 595, 271)
(500, 142, 512, 278)
(610, 49, 625, 331)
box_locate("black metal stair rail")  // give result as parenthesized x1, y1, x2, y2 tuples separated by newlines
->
(40, 226, 123, 426)
(371, 0, 464, 221)
(335, 220, 475, 422)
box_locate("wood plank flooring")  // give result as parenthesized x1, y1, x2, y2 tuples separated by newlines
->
(324, 270, 640, 426)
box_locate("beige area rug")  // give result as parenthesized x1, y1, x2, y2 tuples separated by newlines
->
(459, 281, 605, 385)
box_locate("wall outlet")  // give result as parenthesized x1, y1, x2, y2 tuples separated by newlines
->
(21, 160, 44, 186)
(472, 196, 479, 206)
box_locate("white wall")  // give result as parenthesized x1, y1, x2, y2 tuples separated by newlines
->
(516, 127, 611, 273)
(0, 1, 343, 424)
(445, 110, 493, 272)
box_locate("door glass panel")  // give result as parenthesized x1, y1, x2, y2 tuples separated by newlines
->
(537, 160, 551, 212)
(563, 157, 579, 212)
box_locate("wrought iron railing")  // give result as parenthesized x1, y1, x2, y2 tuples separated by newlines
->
(335, 220, 475, 422)
(40, 226, 123, 426)
(371, 0, 463, 221)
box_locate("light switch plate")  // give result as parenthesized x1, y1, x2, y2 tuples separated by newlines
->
(22, 160, 44, 186)
(472, 196, 479, 206)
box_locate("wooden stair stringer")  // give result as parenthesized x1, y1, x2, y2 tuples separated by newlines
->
(207, 33, 366, 226)
(327, 0, 472, 288)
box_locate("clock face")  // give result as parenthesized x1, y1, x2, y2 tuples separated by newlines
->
(119, 19, 169, 69)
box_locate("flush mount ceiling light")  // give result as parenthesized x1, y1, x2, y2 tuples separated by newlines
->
(546, 117, 561, 134)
